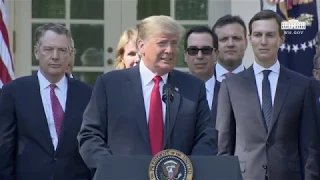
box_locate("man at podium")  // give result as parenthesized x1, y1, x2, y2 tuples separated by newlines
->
(77, 15, 218, 174)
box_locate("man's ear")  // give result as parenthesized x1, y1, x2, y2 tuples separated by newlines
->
(34, 45, 39, 60)
(137, 38, 145, 56)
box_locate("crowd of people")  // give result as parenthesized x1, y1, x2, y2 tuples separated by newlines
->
(0, 9, 320, 180)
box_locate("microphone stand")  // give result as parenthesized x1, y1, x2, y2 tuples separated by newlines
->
(165, 87, 171, 150)
(163, 84, 173, 150)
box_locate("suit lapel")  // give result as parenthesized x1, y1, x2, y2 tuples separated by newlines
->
(267, 66, 290, 136)
(211, 80, 220, 119)
(128, 66, 151, 151)
(163, 71, 181, 149)
(55, 77, 76, 154)
(243, 67, 268, 134)
(31, 75, 55, 155)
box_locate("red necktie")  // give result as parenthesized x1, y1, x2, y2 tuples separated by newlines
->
(148, 76, 164, 155)
(50, 84, 64, 138)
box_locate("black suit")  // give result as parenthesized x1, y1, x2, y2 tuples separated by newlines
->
(0, 74, 93, 180)
(217, 65, 320, 180)
(78, 65, 218, 173)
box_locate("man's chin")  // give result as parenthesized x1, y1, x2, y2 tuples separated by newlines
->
(156, 64, 174, 75)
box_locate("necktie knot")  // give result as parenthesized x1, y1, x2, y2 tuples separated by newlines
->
(262, 70, 272, 78)
(153, 76, 162, 85)
(49, 84, 57, 90)
(224, 72, 234, 78)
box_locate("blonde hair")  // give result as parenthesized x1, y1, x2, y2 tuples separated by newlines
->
(137, 15, 185, 42)
(115, 28, 138, 69)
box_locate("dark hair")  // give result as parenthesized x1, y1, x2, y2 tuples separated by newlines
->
(184, 25, 218, 50)
(313, 51, 320, 69)
(212, 14, 247, 37)
(248, 10, 283, 36)
(34, 23, 72, 47)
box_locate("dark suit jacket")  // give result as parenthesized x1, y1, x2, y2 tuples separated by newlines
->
(311, 77, 320, 138)
(211, 80, 220, 128)
(78, 65, 218, 173)
(216, 66, 319, 180)
(0, 74, 93, 180)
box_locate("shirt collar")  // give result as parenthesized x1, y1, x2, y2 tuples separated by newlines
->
(139, 59, 168, 86)
(37, 70, 68, 91)
(205, 74, 216, 94)
(216, 62, 245, 78)
(253, 60, 280, 75)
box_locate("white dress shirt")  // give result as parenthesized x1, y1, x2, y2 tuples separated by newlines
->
(253, 60, 280, 106)
(139, 60, 168, 123)
(37, 70, 68, 150)
(216, 62, 245, 82)
(205, 75, 216, 110)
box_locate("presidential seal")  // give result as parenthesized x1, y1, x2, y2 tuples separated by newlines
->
(149, 149, 193, 180)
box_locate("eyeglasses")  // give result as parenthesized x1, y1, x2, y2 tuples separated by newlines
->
(185, 46, 214, 56)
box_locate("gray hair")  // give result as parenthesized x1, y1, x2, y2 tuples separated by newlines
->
(34, 23, 72, 49)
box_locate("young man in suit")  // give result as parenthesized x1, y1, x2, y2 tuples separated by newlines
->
(0, 23, 92, 180)
(216, 10, 319, 180)
(184, 26, 220, 149)
(212, 15, 247, 82)
(78, 15, 218, 174)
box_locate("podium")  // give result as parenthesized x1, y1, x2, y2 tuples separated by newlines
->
(93, 155, 243, 180)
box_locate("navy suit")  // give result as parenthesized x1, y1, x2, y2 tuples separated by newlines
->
(0, 74, 92, 180)
(211, 80, 220, 129)
(78, 65, 218, 173)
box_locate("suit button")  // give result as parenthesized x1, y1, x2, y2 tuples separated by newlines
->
(262, 164, 267, 169)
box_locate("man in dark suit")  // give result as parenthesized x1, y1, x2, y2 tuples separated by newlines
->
(311, 52, 320, 135)
(211, 15, 247, 82)
(0, 23, 92, 180)
(184, 26, 220, 139)
(216, 10, 319, 180)
(78, 15, 218, 174)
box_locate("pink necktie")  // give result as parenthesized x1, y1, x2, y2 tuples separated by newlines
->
(148, 76, 164, 155)
(50, 84, 64, 138)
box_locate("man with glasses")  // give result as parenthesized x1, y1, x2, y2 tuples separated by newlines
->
(212, 15, 248, 82)
(184, 26, 220, 145)
(0, 23, 92, 180)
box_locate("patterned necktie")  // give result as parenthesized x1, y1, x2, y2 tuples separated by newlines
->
(148, 76, 164, 155)
(262, 70, 272, 130)
(50, 84, 64, 138)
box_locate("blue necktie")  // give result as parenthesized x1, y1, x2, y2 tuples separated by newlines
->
(262, 70, 272, 130)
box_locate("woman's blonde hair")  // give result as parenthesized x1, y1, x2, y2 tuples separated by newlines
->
(115, 28, 138, 69)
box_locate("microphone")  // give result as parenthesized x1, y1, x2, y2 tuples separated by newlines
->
(162, 84, 174, 150)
